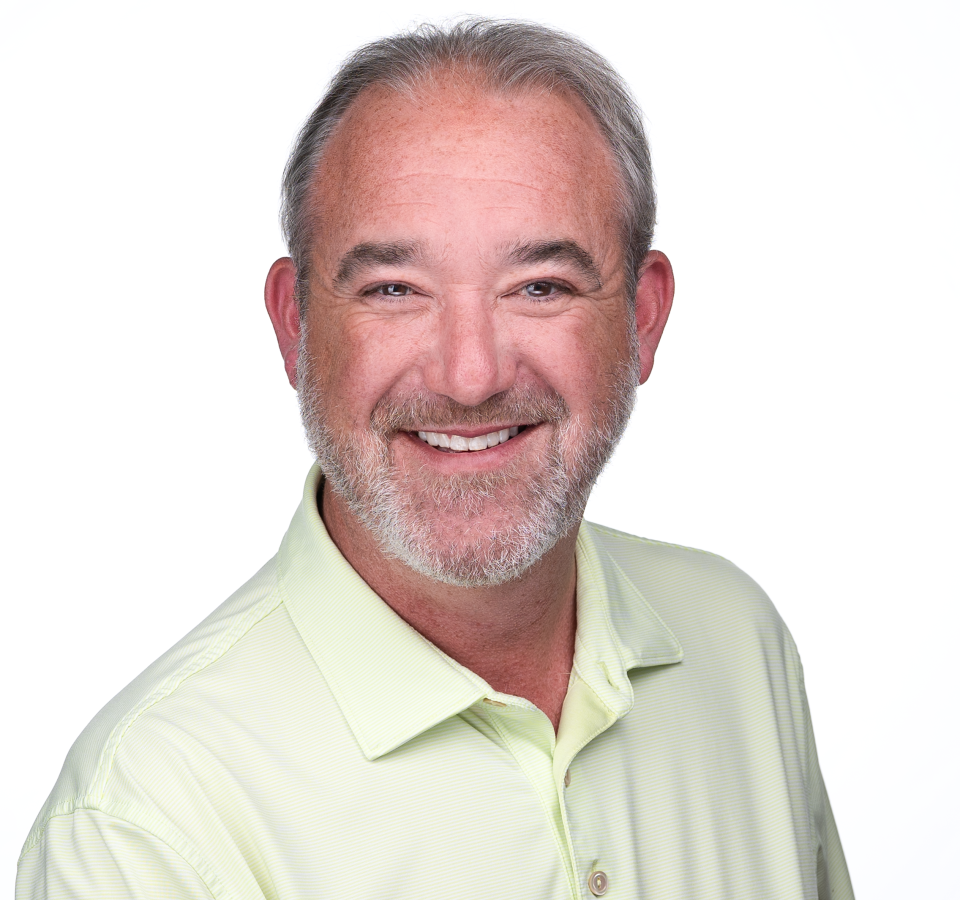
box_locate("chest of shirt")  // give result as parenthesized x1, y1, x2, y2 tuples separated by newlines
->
(108, 647, 816, 900)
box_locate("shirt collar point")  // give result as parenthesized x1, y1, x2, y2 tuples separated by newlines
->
(356, 685, 488, 760)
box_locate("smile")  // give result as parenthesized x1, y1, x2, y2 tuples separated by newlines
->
(415, 426, 522, 452)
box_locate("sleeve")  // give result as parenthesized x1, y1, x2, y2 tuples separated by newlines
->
(815, 787, 854, 900)
(17, 809, 216, 900)
(803, 683, 855, 900)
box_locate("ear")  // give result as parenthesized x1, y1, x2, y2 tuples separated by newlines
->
(634, 250, 675, 385)
(264, 257, 301, 388)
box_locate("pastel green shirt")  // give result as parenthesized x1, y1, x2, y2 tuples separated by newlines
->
(18, 466, 852, 899)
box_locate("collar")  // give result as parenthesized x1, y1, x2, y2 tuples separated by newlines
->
(569, 524, 684, 722)
(278, 465, 682, 760)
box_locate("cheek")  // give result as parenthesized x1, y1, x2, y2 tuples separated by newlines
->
(516, 309, 632, 401)
(309, 312, 426, 419)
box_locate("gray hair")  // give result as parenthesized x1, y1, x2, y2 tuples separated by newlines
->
(281, 17, 655, 309)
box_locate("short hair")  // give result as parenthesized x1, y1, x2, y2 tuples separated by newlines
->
(281, 17, 656, 309)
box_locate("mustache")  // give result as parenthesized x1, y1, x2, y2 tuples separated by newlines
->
(370, 387, 570, 435)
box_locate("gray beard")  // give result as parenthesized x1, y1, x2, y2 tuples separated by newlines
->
(297, 331, 637, 587)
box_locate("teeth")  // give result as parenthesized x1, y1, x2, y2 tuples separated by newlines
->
(416, 426, 524, 452)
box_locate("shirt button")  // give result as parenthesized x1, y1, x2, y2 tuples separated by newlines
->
(563, 770, 571, 787)
(588, 870, 608, 896)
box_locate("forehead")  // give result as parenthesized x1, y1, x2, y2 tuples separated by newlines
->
(308, 77, 623, 265)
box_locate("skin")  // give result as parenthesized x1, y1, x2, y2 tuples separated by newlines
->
(266, 75, 674, 729)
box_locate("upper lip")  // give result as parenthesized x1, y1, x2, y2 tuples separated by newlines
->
(408, 424, 530, 438)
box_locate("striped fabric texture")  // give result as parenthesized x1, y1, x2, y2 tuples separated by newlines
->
(18, 465, 853, 899)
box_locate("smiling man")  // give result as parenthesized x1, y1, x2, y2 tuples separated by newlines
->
(18, 19, 853, 900)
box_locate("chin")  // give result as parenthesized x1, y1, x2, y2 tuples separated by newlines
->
(334, 464, 584, 586)
(384, 523, 573, 588)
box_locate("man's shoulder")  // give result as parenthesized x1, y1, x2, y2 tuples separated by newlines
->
(581, 520, 788, 640)
(584, 519, 766, 587)
(21, 556, 286, 862)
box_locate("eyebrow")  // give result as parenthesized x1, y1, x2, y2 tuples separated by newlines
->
(332, 237, 604, 291)
(504, 240, 603, 290)
(333, 241, 426, 289)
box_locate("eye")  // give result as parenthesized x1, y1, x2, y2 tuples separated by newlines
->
(374, 283, 414, 297)
(521, 280, 565, 299)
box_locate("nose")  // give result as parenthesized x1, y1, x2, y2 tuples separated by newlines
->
(422, 294, 517, 407)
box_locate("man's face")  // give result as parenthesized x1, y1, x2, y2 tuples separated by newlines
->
(297, 77, 641, 585)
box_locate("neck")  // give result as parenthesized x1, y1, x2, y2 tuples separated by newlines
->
(321, 482, 578, 731)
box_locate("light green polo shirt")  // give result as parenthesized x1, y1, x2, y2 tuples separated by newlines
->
(18, 466, 853, 899)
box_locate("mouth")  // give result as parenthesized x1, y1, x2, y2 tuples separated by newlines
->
(414, 425, 526, 453)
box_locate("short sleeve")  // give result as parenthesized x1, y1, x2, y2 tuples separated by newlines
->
(17, 809, 216, 900)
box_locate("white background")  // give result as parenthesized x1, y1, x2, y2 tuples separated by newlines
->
(3, 1, 957, 895)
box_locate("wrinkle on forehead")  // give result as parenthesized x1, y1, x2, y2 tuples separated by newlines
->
(304, 75, 625, 277)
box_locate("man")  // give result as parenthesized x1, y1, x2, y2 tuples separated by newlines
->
(18, 19, 853, 900)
